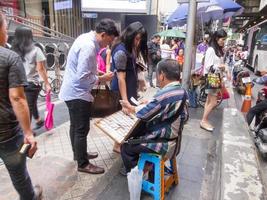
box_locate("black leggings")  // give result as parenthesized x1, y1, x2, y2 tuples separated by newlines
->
(24, 82, 41, 121)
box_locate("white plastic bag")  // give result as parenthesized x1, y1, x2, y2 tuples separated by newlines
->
(127, 166, 143, 200)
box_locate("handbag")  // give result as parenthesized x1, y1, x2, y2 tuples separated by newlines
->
(205, 66, 221, 89)
(221, 86, 230, 100)
(91, 84, 121, 118)
(44, 91, 54, 130)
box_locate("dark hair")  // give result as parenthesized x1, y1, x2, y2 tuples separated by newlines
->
(157, 59, 180, 81)
(96, 18, 119, 37)
(209, 29, 227, 57)
(172, 38, 179, 43)
(112, 21, 148, 63)
(12, 26, 34, 61)
(152, 34, 160, 40)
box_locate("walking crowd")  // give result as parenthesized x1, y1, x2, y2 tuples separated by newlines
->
(0, 11, 255, 199)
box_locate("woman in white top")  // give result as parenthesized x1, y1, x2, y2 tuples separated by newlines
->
(12, 27, 51, 130)
(161, 39, 172, 59)
(200, 29, 228, 132)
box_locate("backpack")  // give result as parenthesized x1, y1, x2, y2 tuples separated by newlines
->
(97, 48, 106, 73)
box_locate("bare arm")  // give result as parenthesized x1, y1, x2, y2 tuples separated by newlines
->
(9, 87, 31, 135)
(9, 87, 37, 157)
(105, 49, 111, 72)
(36, 61, 51, 92)
(117, 71, 128, 102)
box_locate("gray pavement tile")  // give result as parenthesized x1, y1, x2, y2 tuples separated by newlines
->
(167, 178, 202, 200)
(184, 138, 209, 156)
(178, 163, 204, 184)
(179, 151, 207, 169)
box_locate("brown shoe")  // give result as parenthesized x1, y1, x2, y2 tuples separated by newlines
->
(74, 152, 98, 161)
(34, 184, 43, 200)
(78, 163, 105, 174)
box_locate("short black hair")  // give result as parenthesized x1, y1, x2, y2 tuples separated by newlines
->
(152, 34, 160, 39)
(157, 59, 180, 81)
(96, 18, 119, 37)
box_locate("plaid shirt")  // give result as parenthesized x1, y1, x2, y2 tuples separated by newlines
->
(136, 82, 187, 156)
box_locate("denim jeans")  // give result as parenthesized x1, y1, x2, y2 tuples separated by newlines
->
(25, 82, 41, 121)
(0, 133, 35, 200)
(66, 99, 92, 168)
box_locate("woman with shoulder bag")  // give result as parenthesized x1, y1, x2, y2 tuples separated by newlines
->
(200, 29, 228, 132)
(12, 27, 51, 130)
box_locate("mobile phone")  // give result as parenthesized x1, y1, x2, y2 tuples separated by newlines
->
(19, 144, 34, 158)
(130, 97, 140, 106)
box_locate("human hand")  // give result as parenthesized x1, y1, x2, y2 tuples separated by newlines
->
(219, 64, 226, 70)
(120, 100, 135, 114)
(140, 99, 148, 104)
(102, 72, 114, 82)
(45, 83, 52, 93)
(24, 133, 37, 158)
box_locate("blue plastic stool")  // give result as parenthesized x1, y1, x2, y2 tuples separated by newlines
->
(138, 153, 179, 200)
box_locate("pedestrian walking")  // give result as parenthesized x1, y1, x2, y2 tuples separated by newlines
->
(176, 48, 184, 73)
(197, 34, 209, 54)
(200, 29, 228, 132)
(170, 38, 179, 59)
(161, 39, 172, 59)
(59, 18, 119, 174)
(12, 26, 51, 130)
(110, 21, 148, 153)
(147, 34, 161, 87)
(0, 12, 42, 199)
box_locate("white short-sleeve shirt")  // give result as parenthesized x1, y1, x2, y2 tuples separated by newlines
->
(204, 47, 223, 75)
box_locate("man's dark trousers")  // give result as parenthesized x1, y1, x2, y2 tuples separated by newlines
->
(0, 133, 36, 200)
(66, 99, 92, 168)
(121, 143, 155, 173)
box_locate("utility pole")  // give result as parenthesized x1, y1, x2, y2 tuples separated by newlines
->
(178, 0, 209, 90)
(182, 0, 197, 90)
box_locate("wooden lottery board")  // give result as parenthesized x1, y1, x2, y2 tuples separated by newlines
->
(94, 111, 140, 144)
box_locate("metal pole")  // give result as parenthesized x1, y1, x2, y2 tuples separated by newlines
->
(182, 0, 197, 90)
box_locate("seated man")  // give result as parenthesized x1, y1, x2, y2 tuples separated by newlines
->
(120, 59, 188, 173)
(247, 99, 267, 130)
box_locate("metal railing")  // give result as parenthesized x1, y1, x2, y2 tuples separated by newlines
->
(6, 15, 75, 43)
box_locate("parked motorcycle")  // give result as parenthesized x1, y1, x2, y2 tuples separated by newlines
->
(253, 87, 267, 158)
(232, 61, 251, 95)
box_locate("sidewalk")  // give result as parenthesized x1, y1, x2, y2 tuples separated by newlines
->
(0, 118, 121, 200)
(1, 84, 264, 200)
(0, 86, 225, 200)
(0, 88, 158, 200)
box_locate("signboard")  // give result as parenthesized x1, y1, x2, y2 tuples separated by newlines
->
(81, 0, 147, 13)
(82, 13, 98, 18)
(54, 0, 72, 11)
